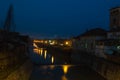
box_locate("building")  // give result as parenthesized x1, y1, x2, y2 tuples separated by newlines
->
(72, 7, 120, 58)
(110, 7, 120, 30)
(108, 7, 120, 39)
(95, 7, 120, 58)
(72, 28, 107, 54)
(72, 36, 81, 50)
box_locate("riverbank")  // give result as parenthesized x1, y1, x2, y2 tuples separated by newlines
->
(30, 44, 107, 80)
(71, 50, 120, 80)
(4, 59, 33, 80)
(45, 45, 120, 80)
(34, 43, 120, 80)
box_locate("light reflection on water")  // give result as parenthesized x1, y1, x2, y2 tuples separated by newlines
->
(61, 75, 67, 80)
(30, 46, 106, 80)
(62, 65, 71, 74)
(37, 65, 72, 80)
(39, 65, 72, 75)
(40, 48, 43, 54)
(33, 47, 71, 75)
(49, 65, 55, 70)
(51, 56, 54, 63)
(44, 50, 47, 59)
(33, 47, 55, 64)
(32, 47, 71, 80)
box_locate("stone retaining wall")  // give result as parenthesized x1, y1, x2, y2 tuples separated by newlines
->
(71, 50, 120, 80)
(4, 60, 33, 80)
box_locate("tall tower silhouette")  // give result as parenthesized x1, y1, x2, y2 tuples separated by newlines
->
(110, 7, 120, 30)
(3, 4, 15, 32)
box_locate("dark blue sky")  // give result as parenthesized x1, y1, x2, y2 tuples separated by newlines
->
(0, 0, 120, 38)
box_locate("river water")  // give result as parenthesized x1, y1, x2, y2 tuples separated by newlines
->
(29, 47, 106, 80)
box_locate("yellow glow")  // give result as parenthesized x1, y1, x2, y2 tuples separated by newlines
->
(33, 48, 42, 54)
(50, 41, 55, 45)
(50, 43, 54, 45)
(38, 49, 41, 54)
(40, 51, 43, 55)
(51, 56, 54, 63)
(44, 51, 47, 59)
(33, 48, 39, 53)
(60, 44, 64, 46)
(45, 50, 47, 54)
(41, 40, 43, 43)
(62, 65, 71, 74)
(33, 40, 45, 43)
(45, 41, 48, 44)
(33, 48, 38, 51)
(49, 40, 51, 43)
(61, 75, 68, 80)
(33, 47, 45, 56)
(65, 41, 69, 45)
(49, 65, 55, 70)
(40, 48, 43, 54)
(33, 43, 38, 48)
(63, 66, 68, 74)
(44, 50, 47, 59)
(53, 41, 55, 44)
(33, 40, 41, 43)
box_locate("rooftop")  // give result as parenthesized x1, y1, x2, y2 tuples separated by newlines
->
(109, 28, 120, 32)
(110, 6, 120, 11)
(74, 28, 107, 39)
(80, 28, 107, 37)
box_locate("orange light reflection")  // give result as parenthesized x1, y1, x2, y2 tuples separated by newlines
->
(62, 65, 71, 74)
(51, 56, 54, 63)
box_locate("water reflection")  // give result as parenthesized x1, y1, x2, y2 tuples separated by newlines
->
(62, 65, 70, 74)
(61, 75, 67, 80)
(38, 65, 71, 80)
(49, 65, 55, 70)
(33, 47, 55, 64)
(33, 43, 38, 48)
(33, 48, 38, 53)
(31, 45, 106, 80)
(32, 46, 83, 80)
(40, 48, 43, 54)
(44, 50, 47, 59)
(51, 56, 54, 64)
(39, 65, 72, 75)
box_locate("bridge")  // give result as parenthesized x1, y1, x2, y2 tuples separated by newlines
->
(33, 39, 72, 48)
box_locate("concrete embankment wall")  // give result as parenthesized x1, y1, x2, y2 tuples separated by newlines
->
(4, 60, 33, 80)
(71, 50, 120, 80)
(90, 58, 120, 80)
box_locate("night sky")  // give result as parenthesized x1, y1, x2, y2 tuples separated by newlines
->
(0, 0, 120, 38)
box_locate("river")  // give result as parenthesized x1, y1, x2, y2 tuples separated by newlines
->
(29, 47, 106, 80)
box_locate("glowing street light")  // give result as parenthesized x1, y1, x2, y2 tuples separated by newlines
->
(65, 41, 69, 45)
